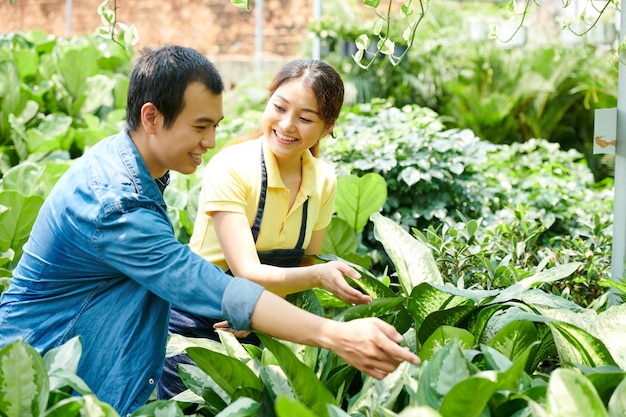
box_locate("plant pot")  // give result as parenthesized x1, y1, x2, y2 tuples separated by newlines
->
(338, 39, 358, 58)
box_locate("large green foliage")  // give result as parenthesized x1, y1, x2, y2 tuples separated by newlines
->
(0, 30, 130, 174)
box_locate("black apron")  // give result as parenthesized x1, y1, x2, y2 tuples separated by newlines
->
(160, 146, 311, 399)
(168, 145, 309, 344)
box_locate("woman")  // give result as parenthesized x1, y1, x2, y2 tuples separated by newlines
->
(159, 59, 372, 399)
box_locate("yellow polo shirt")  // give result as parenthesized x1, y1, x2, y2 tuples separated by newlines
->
(189, 136, 337, 271)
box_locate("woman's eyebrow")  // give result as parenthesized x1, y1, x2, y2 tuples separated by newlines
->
(274, 94, 319, 115)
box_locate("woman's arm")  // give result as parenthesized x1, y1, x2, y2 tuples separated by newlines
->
(251, 291, 420, 380)
(212, 211, 370, 304)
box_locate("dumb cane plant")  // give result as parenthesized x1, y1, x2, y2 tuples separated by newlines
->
(2, 187, 625, 415)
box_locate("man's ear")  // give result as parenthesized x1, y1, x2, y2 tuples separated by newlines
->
(140, 103, 160, 134)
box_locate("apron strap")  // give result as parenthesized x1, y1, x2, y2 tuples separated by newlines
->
(250, 146, 267, 242)
(251, 144, 308, 249)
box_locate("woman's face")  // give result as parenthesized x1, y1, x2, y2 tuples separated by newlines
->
(262, 79, 334, 163)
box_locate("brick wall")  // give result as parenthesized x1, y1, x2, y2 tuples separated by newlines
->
(0, 0, 316, 55)
(0, 0, 317, 86)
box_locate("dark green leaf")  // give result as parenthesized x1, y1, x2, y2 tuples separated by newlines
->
(186, 347, 263, 396)
(257, 334, 336, 417)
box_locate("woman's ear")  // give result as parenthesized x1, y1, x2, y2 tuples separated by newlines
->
(140, 103, 160, 134)
(322, 120, 336, 138)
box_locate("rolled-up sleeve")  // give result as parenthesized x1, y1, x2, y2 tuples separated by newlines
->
(222, 277, 265, 330)
(95, 203, 265, 329)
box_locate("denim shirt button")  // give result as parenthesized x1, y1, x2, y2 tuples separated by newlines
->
(148, 378, 155, 385)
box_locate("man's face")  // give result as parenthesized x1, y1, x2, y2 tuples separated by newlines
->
(149, 82, 224, 176)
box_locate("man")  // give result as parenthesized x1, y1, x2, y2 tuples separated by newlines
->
(0, 45, 419, 416)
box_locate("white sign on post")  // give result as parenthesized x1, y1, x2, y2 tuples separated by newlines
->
(593, 108, 618, 155)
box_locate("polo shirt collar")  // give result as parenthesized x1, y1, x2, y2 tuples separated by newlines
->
(261, 136, 317, 198)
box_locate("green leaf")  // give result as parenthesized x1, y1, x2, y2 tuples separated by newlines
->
(229, 0, 250, 10)
(316, 254, 392, 299)
(371, 213, 443, 295)
(213, 396, 258, 417)
(321, 218, 357, 259)
(419, 326, 474, 361)
(407, 283, 472, 328)
(186, 347, 263, 396)
(439, 374, 498, 417)
(546, 368, 608, 417)
(363, 0, 381, 7)
(608, 376, 626, 416)
(0, 338, 49, 417)
(489, 320, 539, 362)
(335, 173, 387, 233)
(177, 363, 229, 410)
(43, 336, 93, 395)
(415, 340, 473, 410)
(131, 399, 184, 417)
(43, 396, 84, 417)
(417, 304, 476, 345)
(550, 322, 617, 368)
(0, 190, 44, 257)
(165, 333, 227, 358)
(348, 361, 412, 412)
(274, 396, 318, 417)
(487, 262, 582, 305)
(55, 42, 99, 100)
(335, 297, 405, 322)
(594, 303, 626, 370)
(257, 334, 336, 417)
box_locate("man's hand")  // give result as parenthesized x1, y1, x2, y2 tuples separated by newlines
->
(323, 317, 420, 379)
(250, 291, 420, 380)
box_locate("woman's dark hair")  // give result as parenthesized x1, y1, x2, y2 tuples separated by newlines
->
(125, 45, 224, 132)
(267, 59, 345, 156)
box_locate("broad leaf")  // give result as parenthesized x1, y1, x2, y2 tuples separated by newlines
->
(0, 338, 49, 417)
(214, 396, 259, 417)
(348, 361, 412, 412)
(186, 347, 263, 397)
(546, 368, 608, 417)
(334, 173, 387, 233)
(608, 376, 626, 416)
(257, 334, 336, 417)
(417, 304, 476, 345)
(371, 213, 443, 295)
(439, 374, 498, 417)
(550, 322, 617, 368)
(131, 399, 184, 417)
(419, 326, 474, 361)
(593, 303, 626, 370)
(0, 191, 44, 257)
(43, 336, 92, 395)
(487, 262, 582, 305)
(489, 320, 539, 362)
(415, 340, 473, 410)
(274, 395, 318, 417)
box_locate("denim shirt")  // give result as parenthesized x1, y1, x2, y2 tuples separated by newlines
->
(0, 130, 264, 416)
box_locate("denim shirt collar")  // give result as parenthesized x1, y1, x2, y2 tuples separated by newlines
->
(115, 129, 169, 201)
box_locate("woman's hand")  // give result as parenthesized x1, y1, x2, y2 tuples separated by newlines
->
(213, 320, 252, 339)
(315, 261, 372, 304)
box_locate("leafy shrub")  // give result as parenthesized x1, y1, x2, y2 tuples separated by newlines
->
(324, 100, 613, 306)
(0, 30, 131, 175)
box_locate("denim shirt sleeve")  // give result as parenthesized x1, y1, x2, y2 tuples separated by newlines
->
(94, 204, 264, 330)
